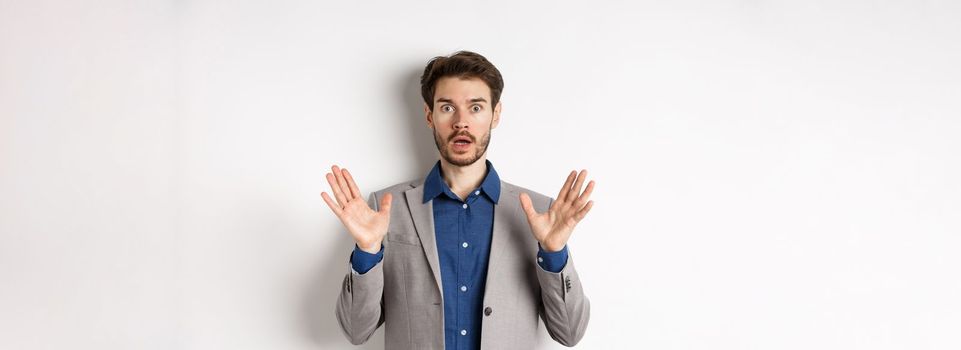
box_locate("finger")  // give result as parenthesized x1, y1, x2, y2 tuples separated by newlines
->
(379, 193, 393, 214)
(519, 192, 537, 220)
(321, 191, 344, 217)
(332, 165, 354, 200)
(573, 180, 595, 207)
(343, 168, 362, 200)
(555, 170, 577, 203)
(326, 173, 348, 207)
(573, 200, 594, 222)
(567, 169, 588, 202)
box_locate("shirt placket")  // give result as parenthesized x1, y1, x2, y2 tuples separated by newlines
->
(457, 191, 476, 348)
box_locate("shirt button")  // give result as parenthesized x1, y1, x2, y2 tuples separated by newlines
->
(484, 307, 493, 316)
(462, 203, 468, 209)
(460, 329, 467, 336)
(460, 285, 467, 292)
(462, 242, 469, 248)
(537, 257, 543, 263)
(474, 190, 480, 195)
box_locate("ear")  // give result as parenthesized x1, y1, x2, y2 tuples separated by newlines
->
(491, 101, 502, 129)
(424, 103, 433, 129)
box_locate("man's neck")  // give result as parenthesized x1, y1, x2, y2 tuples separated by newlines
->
(438, 156, 487, 201)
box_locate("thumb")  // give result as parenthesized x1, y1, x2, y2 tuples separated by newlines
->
(379, 193, 393, 213)
(519, 192, 537, 219)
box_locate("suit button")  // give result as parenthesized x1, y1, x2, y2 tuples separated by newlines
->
(484, 307, 492, 316)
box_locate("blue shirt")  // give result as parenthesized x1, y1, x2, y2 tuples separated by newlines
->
(350, 160, 569, 350)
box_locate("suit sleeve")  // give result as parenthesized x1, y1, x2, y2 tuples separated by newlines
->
(535, 197, 591, 347)
(334, 192, 386, 345)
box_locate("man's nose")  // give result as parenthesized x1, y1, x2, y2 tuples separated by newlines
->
(452, 110, 469, 129)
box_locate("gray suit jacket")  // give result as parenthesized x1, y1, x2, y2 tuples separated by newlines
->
(335, 178, 590, 349)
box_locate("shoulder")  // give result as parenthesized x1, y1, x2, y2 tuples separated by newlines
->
(363, 179, 421, 210)
(501, 180, 554, 211)
(370, 178, 422, 198)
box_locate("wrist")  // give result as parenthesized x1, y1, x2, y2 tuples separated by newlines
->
(539, 240, 566, 253)
(357, 239, 383, 254)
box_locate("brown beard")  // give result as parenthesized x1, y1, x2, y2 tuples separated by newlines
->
(433, 127, 492, 167)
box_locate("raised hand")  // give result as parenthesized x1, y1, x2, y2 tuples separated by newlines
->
(321, 165, 393, 253)
(519, 170, 595, 252)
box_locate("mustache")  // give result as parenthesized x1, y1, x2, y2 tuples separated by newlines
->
(448, 132, 476, 143)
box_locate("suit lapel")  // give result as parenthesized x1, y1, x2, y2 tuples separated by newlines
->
(405, 183, 444, 299)
(486, 181, 513, 282)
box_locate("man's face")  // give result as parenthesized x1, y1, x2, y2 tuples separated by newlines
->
(425, 76, 501, 167)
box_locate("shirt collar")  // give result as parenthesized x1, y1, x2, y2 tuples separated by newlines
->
(422, 159, 501, 204)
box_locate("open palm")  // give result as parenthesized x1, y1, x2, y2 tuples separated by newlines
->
(519, 169, 595, 252)
(321, 165, 392, 253)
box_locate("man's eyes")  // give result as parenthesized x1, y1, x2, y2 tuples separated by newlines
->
(439, 104, 483, 113)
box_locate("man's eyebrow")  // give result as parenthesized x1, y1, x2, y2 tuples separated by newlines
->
(435, 97, 489, 104)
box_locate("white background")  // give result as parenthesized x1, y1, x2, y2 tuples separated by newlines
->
(2, 0, 959, 349)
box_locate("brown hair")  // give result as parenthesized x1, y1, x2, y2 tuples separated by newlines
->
(420, 51, 504, 111)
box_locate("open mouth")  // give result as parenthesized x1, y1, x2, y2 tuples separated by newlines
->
(451, 135, 473, 151)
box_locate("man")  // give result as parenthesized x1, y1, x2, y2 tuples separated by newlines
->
(322, 51, 593, 349)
